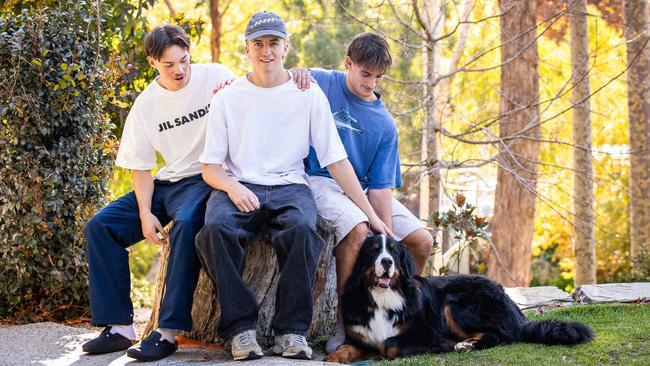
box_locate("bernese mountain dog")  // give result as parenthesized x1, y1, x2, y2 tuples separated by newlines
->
(324, 235, 594, 363)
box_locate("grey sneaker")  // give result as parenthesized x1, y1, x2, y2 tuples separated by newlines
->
(230, 330, 263, 361)
(272, 333, 312, 360)
(325, 320, 346, 354)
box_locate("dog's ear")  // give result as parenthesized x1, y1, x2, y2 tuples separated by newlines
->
(398, 242, 417, 278)
(397, 241, 423, 318)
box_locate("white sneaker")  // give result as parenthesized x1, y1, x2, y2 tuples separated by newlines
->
(230, 330, 263, 361)
(326, 320, 345, 354)
(272, 333, 312, 360)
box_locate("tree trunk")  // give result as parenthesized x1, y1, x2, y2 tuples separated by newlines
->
(210, 0, 222, 62)
(145, 220, 338, 346)
(624, 0, 650, 265)
(419, 0, 443, 222)
(163, 0, 176, 18)
(487, 0, 540, 287)
(435, 0, 473, 126)
(569, 0, 596, 286)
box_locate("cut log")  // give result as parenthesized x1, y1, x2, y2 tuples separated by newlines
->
(145, 219, 338, 346)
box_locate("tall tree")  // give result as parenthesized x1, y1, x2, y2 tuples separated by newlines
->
(569, 0, 596, 285)
(209, 0, 231, 62)
(487, 0, 541, 286)
(418, 0, 444, 221)
(624, 0, 650, 266)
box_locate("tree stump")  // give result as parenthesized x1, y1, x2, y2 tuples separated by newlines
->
(145, 219, 338, 346)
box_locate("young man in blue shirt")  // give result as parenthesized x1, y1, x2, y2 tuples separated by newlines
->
(303, 32, 434, 354)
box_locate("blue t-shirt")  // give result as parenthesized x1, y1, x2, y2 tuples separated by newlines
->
(304, 68, 402, 189)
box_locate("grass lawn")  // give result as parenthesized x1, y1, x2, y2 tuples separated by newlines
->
(369, 304, 650, 366)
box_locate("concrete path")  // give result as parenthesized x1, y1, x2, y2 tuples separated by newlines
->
(0, 322, 335, 366)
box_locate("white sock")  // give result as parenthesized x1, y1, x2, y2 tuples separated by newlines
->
(108, 324, 136, 341)
(156, 327, 178, 343)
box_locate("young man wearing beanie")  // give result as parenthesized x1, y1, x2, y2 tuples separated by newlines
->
(81, 24, 235, 361)
(195, 11, 391, 361)
(302, 32, 435, 354)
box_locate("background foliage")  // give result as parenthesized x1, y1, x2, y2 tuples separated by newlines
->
(0, 2, 113, 320)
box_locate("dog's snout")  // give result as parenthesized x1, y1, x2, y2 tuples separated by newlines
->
(381, 257, 393, 269)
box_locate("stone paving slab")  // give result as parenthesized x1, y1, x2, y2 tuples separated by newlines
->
(504, 286, 576, 310)
(0, 322, 335, 366)
(573, 282, 650, 304)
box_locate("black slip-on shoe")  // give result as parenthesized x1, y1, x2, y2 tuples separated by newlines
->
(82, 326, 137, 354)
(126, 330, 178, 362)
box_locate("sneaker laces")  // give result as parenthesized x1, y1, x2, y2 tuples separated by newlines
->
(285, 334, 307, 347)
(236, 330, 256, 347)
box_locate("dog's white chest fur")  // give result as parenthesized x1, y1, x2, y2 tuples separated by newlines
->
(351, 288, 406, 348)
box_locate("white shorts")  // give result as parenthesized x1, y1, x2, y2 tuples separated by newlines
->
(307, 175, 424, 244)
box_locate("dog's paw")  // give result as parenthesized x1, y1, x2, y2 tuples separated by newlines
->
(454, 341, 475, 352)
(324, 345, 362, 364)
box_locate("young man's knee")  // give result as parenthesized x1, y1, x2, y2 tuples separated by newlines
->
(171, 213, 203, 233)
(404, 228, 433, 257)
(194, 219, 226, 250)
(339, 222, 369, 252)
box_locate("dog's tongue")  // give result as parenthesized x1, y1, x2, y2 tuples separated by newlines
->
(378, 276, 391, 288)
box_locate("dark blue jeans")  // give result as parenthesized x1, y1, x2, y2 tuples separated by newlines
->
(195, 183, 324, 339)
(85, 174, 212, 331)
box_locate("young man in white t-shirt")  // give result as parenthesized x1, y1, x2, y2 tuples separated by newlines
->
(195, 11, 391, 361)
(81, 25, 235, 361)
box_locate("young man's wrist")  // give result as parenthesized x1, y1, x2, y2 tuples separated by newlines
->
(222, 179, 243, 194)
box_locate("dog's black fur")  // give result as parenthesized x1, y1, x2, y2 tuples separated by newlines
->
(325, 235, 594, 363)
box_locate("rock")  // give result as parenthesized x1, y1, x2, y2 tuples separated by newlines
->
(573, 282, 650, 304)
(504, 286, 575, 310)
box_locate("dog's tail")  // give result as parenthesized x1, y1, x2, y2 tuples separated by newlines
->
(520, 319, 594, 345)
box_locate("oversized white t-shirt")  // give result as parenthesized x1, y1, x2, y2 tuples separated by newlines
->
(116, 63, 235, 182)
(200, 73, 347, 186)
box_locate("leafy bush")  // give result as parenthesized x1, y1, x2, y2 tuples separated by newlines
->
(0, 4, 114, 320)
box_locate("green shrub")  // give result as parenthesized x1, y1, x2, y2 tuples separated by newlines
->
(0, 4, 114, 320)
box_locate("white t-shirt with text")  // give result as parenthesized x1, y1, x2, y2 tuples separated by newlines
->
(200, 73, 347, 186)
(116, 63, 235, 182)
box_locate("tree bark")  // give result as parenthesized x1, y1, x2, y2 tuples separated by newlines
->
(146, 220, 338, 346)
(435, 0, 473, 126)
(624, 0, 650, 265)
(487, 0, 540, 287)
(210, 0, 222, 62)
(163, 0, 176, 18)
(419, 0, 443, 222)
(569, 0, 596, 286)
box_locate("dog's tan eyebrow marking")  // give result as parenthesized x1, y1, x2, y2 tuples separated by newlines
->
(373, 243, 380, 251)
(389, 241, 396, 250)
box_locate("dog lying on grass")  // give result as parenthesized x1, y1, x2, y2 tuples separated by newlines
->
(325, 235, 594, 363)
